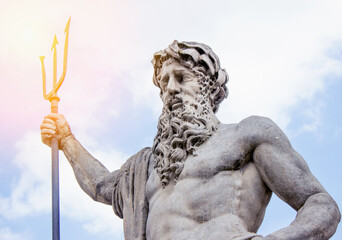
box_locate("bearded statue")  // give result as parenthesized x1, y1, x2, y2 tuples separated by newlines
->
(151, 41, 229, 186)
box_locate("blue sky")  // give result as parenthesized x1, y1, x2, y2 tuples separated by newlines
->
(0, 0, 342, 239)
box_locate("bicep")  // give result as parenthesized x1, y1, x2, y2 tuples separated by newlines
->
(253, 142, 326, 211)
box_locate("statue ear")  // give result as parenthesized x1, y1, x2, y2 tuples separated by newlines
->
(217, 69, 227, 86)
(211, 70, 229, 113)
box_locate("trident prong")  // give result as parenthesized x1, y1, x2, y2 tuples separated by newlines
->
(40, 17, 71, 101)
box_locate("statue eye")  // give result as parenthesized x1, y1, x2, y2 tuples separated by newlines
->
(182, 73, 193, 82)
(176, 74, 183, 83)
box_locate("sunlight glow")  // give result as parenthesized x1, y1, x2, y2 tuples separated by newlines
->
(23, 28, 34, 42)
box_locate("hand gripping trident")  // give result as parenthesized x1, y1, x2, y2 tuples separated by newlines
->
(39, 17, 71, 240)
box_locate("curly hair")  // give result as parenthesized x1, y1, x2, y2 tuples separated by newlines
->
(152, 40, 229, 113)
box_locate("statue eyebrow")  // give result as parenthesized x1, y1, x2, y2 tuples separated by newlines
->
(173, 66, 194, 76)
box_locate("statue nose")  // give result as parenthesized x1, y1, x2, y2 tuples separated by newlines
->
(166, 75, 180, 94)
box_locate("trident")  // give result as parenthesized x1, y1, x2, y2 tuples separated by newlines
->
(39, 17, 71, 240)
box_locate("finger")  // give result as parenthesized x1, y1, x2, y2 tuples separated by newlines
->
(41, 129, 56, 135)
(41, 120, 56, 127)
(42, 133, 53, 139)
(41, 119, 56, 125)
(40, 123, 56, 130)
(43, 116, 53, 121)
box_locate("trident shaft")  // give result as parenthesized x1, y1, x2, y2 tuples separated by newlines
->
(40, 17, 71, 240)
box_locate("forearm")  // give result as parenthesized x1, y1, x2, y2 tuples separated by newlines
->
(263, 193, 340, 240)
(61, 135, 117, 205)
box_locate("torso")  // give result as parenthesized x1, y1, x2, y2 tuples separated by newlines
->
(145, 120, 272, 240)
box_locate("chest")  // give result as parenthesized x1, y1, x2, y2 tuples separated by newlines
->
(146, 127, 253, 200)
(180, 131, 251, 180)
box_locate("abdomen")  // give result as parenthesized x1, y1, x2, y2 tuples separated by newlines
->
(146, 164, 270, 239)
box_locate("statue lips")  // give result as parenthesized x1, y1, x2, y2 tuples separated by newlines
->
(169, 97, 183, 111)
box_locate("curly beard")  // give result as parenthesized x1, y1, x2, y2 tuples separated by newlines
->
(152, 96, 216, 187)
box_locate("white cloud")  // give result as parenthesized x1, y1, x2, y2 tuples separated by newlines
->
(299, 102, 324, 133)
(212, 1, 342, 130)
(0, 132, 50, 219)
(0, 227, 30, 240)
(120, 64, 162, 117)
(58, 0, 342, 133)
(2, 0, 340, 135)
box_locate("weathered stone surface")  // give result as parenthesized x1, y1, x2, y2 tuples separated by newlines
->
(41, 40, 340, 239)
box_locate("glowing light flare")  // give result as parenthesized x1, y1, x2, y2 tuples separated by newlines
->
(0, 14, 70, 139)
(23, 29, 34, 41)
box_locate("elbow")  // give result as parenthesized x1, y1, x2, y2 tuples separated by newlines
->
(93, 180, 113, 205)
(323, 193, 341, 238)
(79, 178, 111, 204)
(76, 178, 98, 202)
(330, 195, 341, 229)
(319, 192, 340, 226)
(304, 192, 341, 238)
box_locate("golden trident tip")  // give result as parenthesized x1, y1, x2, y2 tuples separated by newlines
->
(40, 17, 71, 102)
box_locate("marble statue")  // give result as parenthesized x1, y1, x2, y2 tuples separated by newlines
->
(40, 41, 340, 239)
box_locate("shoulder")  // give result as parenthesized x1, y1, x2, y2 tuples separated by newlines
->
(238, 115, 276, 129)
(235, 115, 290, 147)
(217, 115, 279, 138)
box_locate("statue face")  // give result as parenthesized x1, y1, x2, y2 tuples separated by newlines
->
(159, 59, 200, 110)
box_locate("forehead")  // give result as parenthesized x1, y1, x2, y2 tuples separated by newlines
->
(160, 58, 190, 75)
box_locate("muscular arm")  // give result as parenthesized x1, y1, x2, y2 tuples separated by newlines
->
(41, 113, 119, 205)
(249, 117, 340, 239)
(61, 135, 119, 205)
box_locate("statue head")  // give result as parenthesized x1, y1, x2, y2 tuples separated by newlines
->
(151, 41, 229, 187)
(152, 40, 229, 113)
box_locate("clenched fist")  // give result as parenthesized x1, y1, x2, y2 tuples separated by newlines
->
(40, 113, 73, 149)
